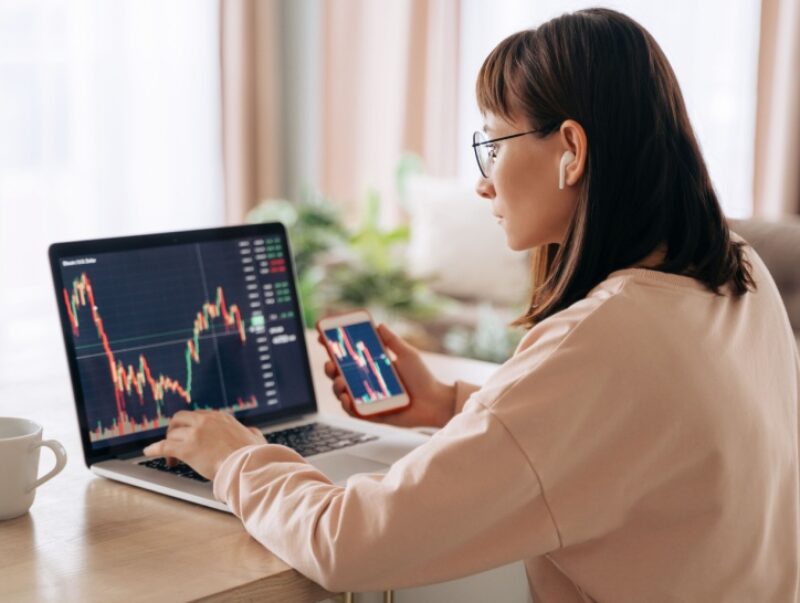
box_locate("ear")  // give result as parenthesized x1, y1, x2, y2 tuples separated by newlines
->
(559, 119, 588, 187)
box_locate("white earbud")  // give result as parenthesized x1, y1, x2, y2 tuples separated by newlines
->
(559, 150, 576, 190)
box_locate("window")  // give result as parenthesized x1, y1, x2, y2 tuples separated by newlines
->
(0, 0, 223, 380)
(457, 0, 761, 219)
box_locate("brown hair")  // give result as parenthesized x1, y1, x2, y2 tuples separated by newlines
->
(476, 8, 756, 329)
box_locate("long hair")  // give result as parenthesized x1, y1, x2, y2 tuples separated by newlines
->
(476, 8, 756, 329)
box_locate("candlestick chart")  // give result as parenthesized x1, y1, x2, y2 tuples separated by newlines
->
(58, 236, 312, 449)
(324, 323, 404, 403)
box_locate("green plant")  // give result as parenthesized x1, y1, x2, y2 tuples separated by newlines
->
(246, 193, 347, 277)
(442, 304, 525, 363)
(246, 188, 443, 328)
(246, 153, 525, 363)
(246, 193, 347, 327)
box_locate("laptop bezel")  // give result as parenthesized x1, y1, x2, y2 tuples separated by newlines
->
(48, 222, 319, 467)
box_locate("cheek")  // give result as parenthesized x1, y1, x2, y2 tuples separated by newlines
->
(494, 157, 575, 246)
(494, 155, 549, 215)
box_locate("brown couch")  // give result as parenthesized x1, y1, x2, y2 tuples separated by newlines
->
(730, 217, 800, 351)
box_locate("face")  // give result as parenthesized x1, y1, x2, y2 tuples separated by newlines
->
(475, 111, 586, 251)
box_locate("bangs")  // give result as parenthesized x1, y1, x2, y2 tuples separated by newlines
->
(475, 31, 529, 120)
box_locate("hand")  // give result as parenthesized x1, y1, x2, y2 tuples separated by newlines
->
(142, 410, 267, 481)
(318, 323, 456, 429)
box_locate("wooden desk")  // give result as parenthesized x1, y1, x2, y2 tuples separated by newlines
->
(0, 330, 498, 602)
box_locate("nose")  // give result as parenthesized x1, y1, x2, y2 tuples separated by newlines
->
(475, 177, 495, 200)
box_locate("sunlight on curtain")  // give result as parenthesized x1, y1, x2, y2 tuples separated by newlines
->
(0, 0, 223, 379)
(457, 0, 761, 219)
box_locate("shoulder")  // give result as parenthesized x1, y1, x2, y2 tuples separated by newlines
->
(470, 277, 645, 411)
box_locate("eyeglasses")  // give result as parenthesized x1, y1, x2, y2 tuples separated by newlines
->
(471, 129, 539, 179)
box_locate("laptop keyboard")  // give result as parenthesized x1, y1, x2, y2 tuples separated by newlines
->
(139, 422, 378, 483)
(262, 422, 378, 454)
(140, 456, 211, 482)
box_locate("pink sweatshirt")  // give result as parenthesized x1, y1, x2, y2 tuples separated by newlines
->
(213, 235, 800, 601)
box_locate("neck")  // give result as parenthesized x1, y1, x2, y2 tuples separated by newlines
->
(631, 243, 667, 269)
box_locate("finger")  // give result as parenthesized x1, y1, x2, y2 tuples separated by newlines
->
(150, 431, 188, 467)
(142, 440, 163, 457)
(143, 439, 183, 460)
(377, 323, 412, 358)
(196, 409, 221, 418)
(338, 393, 355, 416)
(332, 376, 347, 397)
(324, 361, 338, 378)
(166, 415, 190, 436)
(164, 426, 192, 442)
(168, 410, 202, 429)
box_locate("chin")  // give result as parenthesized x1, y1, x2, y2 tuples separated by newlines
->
(503, 222, 554, 251)
(504, 235, 530, 252)
(503, 231, 539, 251)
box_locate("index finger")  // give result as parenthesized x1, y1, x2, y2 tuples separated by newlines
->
(143, 438, 182, 460)
(168, 410, 203, 429)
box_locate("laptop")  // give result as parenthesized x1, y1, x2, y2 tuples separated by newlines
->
(48, 222, 430, 513)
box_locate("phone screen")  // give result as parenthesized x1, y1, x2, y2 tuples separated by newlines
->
(323, 322, 405, 404)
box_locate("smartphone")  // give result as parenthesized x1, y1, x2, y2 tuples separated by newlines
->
(316, 309, 411, 418)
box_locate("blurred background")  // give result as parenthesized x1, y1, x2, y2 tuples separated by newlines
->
(1, 0, 798, 373)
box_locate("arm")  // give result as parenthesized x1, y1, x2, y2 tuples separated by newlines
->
(453, 380, 482, 414)
(213, 398, 560, 593)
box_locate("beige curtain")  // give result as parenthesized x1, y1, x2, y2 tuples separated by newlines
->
(321, 0, 461, 226)
(753, 0, 800, 217)
(219, 0, 283, 225)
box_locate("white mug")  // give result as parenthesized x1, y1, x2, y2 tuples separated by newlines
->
(0, 417, 67, 520)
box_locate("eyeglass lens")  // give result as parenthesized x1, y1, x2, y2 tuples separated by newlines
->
(472, 130, 491, 178)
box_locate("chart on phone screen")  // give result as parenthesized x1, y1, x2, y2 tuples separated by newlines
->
(324, 323, 404, 403)
(59, 235, 313, 450)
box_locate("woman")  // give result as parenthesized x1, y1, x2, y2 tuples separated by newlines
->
(144, 8, 800, 601)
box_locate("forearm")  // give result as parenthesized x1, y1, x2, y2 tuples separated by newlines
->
(213, 402, 558, 593)
(453, 380, 481, 415)
(433, 380, 480, 427)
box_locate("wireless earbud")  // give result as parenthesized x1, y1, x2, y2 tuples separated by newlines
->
(559, 150, 576, 190)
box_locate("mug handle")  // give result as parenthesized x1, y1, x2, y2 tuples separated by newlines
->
(29, 439, 67, 492)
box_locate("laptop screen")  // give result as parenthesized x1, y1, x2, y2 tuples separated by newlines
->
(49, 223, 317, 462)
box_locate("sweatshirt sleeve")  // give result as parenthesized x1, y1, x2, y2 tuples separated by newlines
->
(212, 398, 561, 593)
(453, 380, 481, 413)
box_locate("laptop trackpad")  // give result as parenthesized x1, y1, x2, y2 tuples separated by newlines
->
(312, 454, 390, 485)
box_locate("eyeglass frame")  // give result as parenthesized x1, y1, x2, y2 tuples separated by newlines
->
(471, 129, 539, 179)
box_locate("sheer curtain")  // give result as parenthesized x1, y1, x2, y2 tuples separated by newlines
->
(219, 0, 284, 224)
(320, 0, 461, 227)
(753, 0, 800, 217)
(457, 0, 762, 219)
(0, 0, 223, 381)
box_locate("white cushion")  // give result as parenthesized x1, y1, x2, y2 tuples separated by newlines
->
(404, 175, 530, 306)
